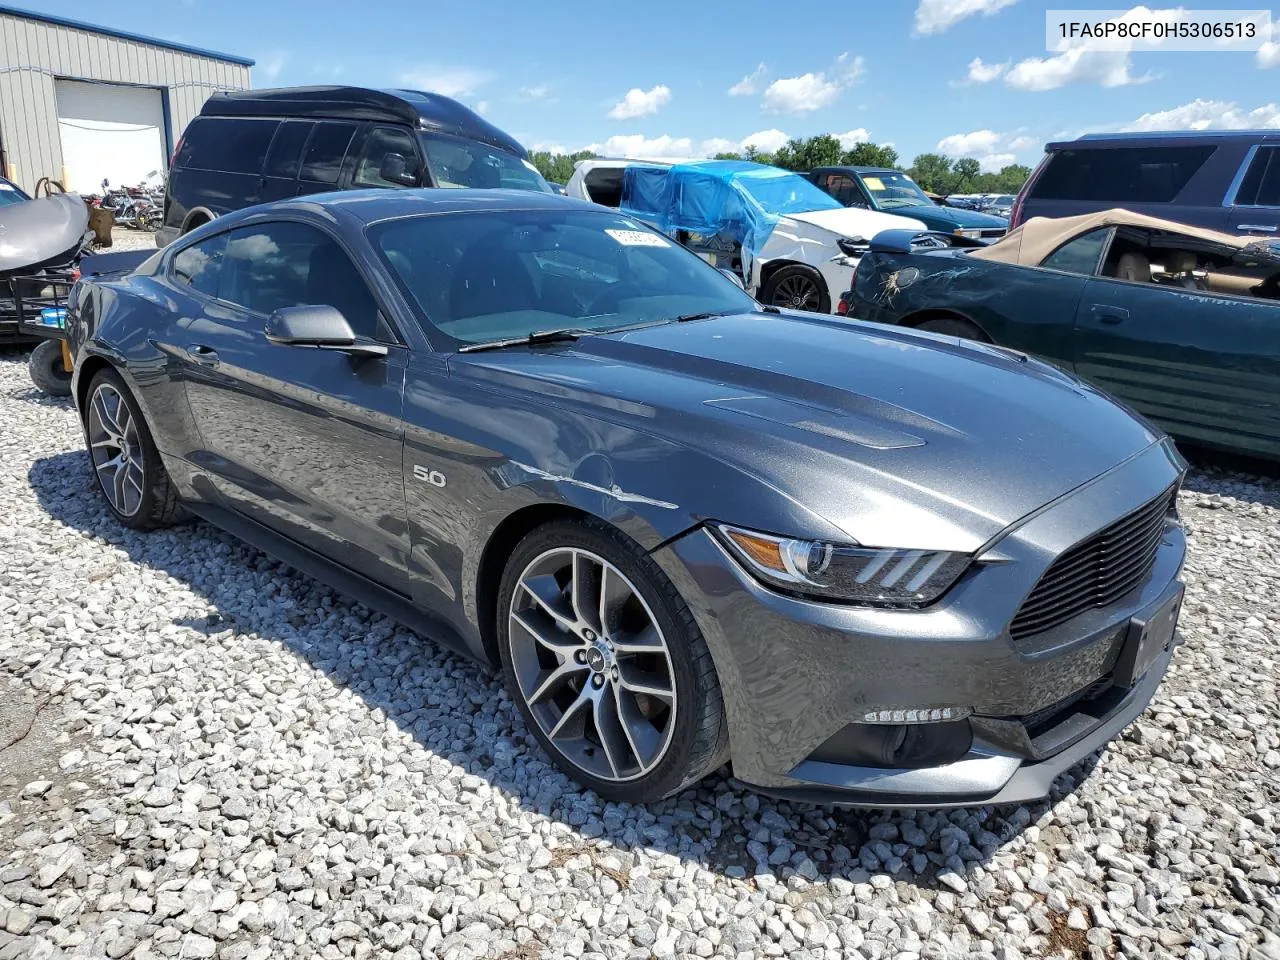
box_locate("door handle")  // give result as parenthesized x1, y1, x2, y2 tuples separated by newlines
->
(186, 343, 220, 367)
(1236, 223, 1278, 232)
(1090, 304, 1128, 324)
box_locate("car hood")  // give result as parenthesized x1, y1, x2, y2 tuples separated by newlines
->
(0, 192, 88, 274)
(458, 313, 1163, 552)
(916, 204, 1009, 229)
(784, 206, 926, 240)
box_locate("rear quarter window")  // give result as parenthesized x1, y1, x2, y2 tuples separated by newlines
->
(175, 118, 280, 175)
(1031, 145, 1215, 203)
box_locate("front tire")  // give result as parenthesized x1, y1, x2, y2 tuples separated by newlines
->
(83, 369, 181, 531)
(761, 264, 830, 313)
(28, 340, 72, 397)
(497, 518, 728, 803)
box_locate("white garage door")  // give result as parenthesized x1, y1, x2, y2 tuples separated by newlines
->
(54, 79, 166, 194)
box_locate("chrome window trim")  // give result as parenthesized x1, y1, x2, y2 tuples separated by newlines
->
(1224, 144, 1269, 207)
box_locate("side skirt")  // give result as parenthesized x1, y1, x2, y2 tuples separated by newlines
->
(184, 501, 484, 666)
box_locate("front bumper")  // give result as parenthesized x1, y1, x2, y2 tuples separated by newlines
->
(651, 439, 1186, 808)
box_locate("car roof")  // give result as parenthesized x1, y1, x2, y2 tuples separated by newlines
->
(1046, 130, 1280, 151)
(200, 85, 528, 159)
(200, 188, 601, 232)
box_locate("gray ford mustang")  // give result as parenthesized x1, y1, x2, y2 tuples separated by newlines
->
(65, 189, 1187, 807)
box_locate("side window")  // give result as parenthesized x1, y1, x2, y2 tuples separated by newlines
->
(353, 127, 421, 188)
(217, 222, 382, 339)
(1233, 147, 1280, 207)
(299, 122, 358, 184)
(1032, 146, 1215, 203)
(823, 174, 860, 205)
(171, 233, 227, 297)
(264, 121, 314, 180)
(175, 118, 279, 174)
(1041, 227, 1111, 275)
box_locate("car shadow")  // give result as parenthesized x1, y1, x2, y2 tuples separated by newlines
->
(25, 448, 1095, 889)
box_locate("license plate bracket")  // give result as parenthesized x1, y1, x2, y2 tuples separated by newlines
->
(1115, 585, 1183, 687)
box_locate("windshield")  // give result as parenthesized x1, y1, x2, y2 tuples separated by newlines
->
(371, 209, 758, 347)
(861, 171, 934, 210)
(735, 172, 843, 215)
(0, 180, 28, 207)
(420, 134, 551, 193)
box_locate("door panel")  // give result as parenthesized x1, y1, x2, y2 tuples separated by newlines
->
(1072, 277, 1280, 458)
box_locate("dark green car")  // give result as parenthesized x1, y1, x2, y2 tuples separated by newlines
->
(844, 208, 1280, 461)
(807, 166, 1009, 240)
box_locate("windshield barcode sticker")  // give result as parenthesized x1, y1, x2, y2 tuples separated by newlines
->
(606, 229, 670, 247)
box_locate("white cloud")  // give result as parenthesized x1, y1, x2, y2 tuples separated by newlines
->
(914, 0, 1018, 35)
(1008, 135, 1037, 150)
(936, 129, 1002, 155)
(1121, 98, 1280, 131)
(978, 152, 1017, 172)
(965, 57, 1007, 83)
(608, 85, 672, 120)
(475, 101, 490, 115)
(259, 51, 287, 82)
(740, 128, 791, 154)
(520, 85, 551, 100)
(399, 65, 491, 98)
(598, 134, 695, 159)
(762, 54, 864, 114)
(1003, 6, 1182, 91)
(729, 64, 767, 96)
(531, 141, 567, 154)
(701, 137, 742, 156)
(1258, 41, 1280, 68)
(834, 128, 870, 149)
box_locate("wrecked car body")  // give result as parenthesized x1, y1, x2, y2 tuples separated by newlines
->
(616, 160, 926, 314)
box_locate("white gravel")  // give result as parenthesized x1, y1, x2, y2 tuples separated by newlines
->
(0, 352, 1278, 960)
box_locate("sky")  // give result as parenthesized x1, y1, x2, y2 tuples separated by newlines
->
(27, 0, 1280, 171)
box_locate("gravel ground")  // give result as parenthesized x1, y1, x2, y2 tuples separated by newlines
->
(98, 228, 160, 253)
(0, 352, 1278, 960)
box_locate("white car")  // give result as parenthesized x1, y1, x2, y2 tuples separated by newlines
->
(565, 158, 925, 313)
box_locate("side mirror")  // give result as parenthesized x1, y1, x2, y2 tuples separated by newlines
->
(718, 267, 746, 290)
(379, 153, 418, 186)
(264, 305, 387, 358)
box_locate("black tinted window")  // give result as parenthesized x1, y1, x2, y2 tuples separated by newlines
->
(218, 222, 380, 338)
(175, 118, 279, 175)
(1234, 147, 1280, 207)
(172, 233, 226, 296)
(1041, 228, 1110, 275)
(299, 122, 357, 184)
(1032, 146, 1214, 203)
(354, 127, 421, 188)
(264, 121, 313, 180)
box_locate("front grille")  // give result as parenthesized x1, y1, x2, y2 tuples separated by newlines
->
(1010, 486, 1177, 641)
(979, 228, 1007, 239)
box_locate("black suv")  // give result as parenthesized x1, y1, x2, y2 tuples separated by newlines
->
(157, 85, 550, 247)
(1012, 130, 1280, 236)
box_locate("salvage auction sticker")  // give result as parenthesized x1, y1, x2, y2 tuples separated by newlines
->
(606, 229, 671, 247)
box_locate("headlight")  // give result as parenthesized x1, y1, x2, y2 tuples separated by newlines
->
(715, 524, 970, 607)
(954, 228, 982, 239)
(836, 237, 868, 257)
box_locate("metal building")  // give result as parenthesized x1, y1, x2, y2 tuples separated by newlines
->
(0, 4, 253, 194)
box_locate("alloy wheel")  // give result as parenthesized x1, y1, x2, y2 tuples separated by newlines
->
(508, 547, 677, 782)
(771, 274, 821, 310)
(87, 383, 145, 517)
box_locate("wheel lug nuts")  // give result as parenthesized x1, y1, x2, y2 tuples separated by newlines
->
(610, 667, 619, 681)
(582, 629, 595, 642)
(574, 650, 586, 664)
(591, 675, 604, 688)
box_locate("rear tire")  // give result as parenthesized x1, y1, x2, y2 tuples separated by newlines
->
(28, 340, 73, 397)
(915, 315, 989, 342)
(83, 368, 182, 531)
(761, 264, 830, 314)
(497, 518, 729, 803)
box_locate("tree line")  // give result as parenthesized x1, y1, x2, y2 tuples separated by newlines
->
(529, 134, 1031, 196)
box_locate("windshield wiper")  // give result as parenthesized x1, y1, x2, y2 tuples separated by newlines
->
(456, 329, 589, 353)
(672, 310, 738, 323)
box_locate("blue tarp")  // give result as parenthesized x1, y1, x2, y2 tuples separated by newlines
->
(619, 160, 843, 262)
